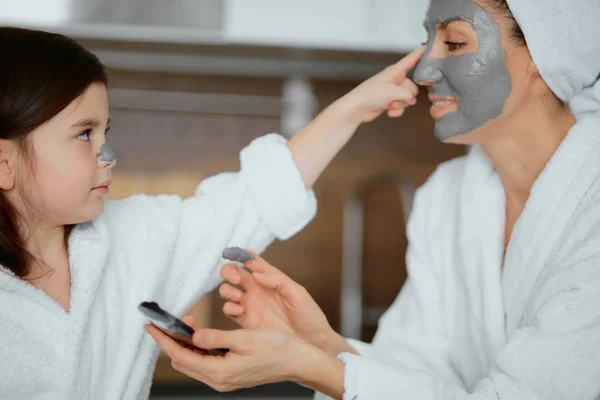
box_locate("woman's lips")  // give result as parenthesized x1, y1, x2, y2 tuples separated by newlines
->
(429, 96, 458, 119)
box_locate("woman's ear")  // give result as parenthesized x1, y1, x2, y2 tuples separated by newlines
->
(528, 57, 541, 79)
(526, 56, 550, 98)
(0, 140, 17, 191)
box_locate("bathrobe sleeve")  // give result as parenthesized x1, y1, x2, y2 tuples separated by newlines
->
(336, 186, 600, 399)
(107, 133, 316, 315)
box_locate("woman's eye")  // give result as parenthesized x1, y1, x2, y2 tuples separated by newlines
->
(77, 130, 91, 141)
(445, 41, 465, 52)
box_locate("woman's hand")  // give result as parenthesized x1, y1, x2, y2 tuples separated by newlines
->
(219, 248, 355, 357)
(337, 46, 425, 124)
(145, 322, 345, 398)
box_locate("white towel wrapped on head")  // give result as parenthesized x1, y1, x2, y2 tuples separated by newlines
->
(506, 0, 600, 117)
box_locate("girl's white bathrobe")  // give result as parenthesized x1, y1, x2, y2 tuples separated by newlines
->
(0, 134, 317, 399)
(318, 111, 600, 400)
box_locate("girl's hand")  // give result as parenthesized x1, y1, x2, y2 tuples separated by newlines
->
(337, 46, 425, 124)
(219, 249, 353, 357)
(284, 46, 424, 189)
(145, 323, 344, 398)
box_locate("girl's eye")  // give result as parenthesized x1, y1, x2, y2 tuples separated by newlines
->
(445, 41, 465, 52)
(77, 130, 91, 141)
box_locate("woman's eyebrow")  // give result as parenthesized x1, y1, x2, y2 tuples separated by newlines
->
(423, 16, 472, 31)
(439, 16, 472, 29)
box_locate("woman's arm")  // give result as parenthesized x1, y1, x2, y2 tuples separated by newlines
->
(295, 344, 346, 400)
(145, 323, 347, 399)
(148, 244, 600, 400)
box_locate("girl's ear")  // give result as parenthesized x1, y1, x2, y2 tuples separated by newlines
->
(0, 140, 17, 191)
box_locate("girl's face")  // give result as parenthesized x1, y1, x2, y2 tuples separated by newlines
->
(414, 0, 536, 144)
(12, 83, 115, 228)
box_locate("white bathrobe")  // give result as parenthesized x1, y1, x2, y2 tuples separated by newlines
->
(0, 134, 317, 400)
(317, 111, 600, 400)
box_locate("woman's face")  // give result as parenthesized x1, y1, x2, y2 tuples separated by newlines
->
(414, 0, 535, 144)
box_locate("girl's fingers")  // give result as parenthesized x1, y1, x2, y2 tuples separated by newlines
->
(403, 79, 419, 97)
(387, 108, 407, 118)
(387, 46, 426, 78)
(390, 86, 415, 103)
(388, 100, 410, 109)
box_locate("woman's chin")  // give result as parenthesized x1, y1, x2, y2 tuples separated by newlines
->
(434, 125, 471, 144)
(434, 121, 488, 145)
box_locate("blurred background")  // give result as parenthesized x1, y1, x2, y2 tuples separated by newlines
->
(1, 0, 465, 398)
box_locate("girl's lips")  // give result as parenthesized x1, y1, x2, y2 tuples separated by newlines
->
(94, 186, 109, 195)
(93, 180, 112, 194)
(93, 179, 112, 189)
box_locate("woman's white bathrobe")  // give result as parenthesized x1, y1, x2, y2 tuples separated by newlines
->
(320, 111, 600, 399)
(0, 134, 317, 400)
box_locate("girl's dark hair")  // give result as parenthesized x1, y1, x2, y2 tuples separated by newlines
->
(0, 27, 107, 279)
(487, 0, 527, 45)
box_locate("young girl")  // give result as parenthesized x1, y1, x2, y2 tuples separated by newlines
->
(0, 27, 421, 398)
(148, 0, 600, 399)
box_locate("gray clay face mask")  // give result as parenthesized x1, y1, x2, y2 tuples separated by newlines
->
(414, 0, 512, 141)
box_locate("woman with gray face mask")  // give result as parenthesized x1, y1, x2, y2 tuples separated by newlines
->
(147, 0, 600, 399)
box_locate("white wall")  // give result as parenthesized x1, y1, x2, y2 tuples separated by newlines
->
(225, 0, 428, 51)
(0, 0, 73, 25)
(0, 0, 429, 52)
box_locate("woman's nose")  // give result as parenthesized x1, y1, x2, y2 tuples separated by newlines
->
(97, 143, 117, 168)
(413, 51, 444, 86)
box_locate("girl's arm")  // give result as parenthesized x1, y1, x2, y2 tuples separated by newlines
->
(289, 47, 423, 188)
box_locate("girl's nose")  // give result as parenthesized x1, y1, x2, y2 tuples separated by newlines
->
(97, 143, 117, 168)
